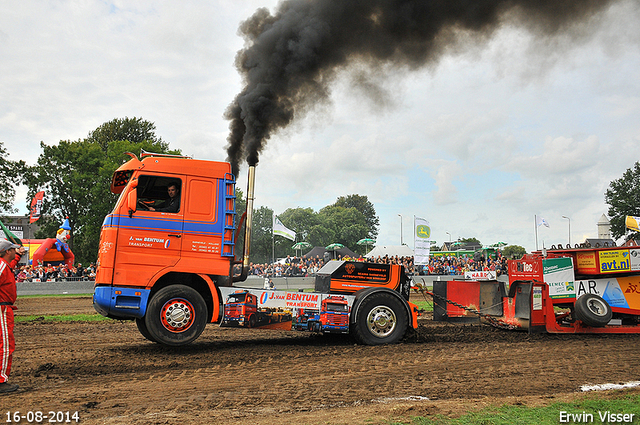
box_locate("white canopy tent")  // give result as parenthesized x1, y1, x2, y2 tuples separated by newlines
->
(365, 245, 414, 259)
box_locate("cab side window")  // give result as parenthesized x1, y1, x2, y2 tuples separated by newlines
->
(136, 175, 182, 213)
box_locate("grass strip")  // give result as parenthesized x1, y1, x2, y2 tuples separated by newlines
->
(412, 300, 434, 313)
(392, 391, 640, 425)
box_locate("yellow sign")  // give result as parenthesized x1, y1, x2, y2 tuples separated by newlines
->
(598, 249, 630, 273)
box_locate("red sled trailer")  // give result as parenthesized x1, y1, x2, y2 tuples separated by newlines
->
(431, 244, 640, 334)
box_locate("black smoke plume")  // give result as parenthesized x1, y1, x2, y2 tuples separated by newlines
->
(225, 0, 615, 176)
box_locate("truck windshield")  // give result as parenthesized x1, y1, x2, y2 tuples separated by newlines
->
(228, 293, 248, 303)
(325, 303, 348, 312)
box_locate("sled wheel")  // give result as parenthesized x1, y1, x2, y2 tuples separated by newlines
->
(136, 317, 156, 342)
(145, 285, 207, 346)
(352, 292, 408, 345)
(574, 294, 612, 327)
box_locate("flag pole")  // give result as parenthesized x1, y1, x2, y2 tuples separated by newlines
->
(535, 215, 539, 251)
(272, 214, 275, 265)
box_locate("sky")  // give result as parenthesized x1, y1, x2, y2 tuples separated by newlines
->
(1, 0, 639, 253)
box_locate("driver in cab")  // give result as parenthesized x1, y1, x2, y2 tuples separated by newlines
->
(148, 183, 180, 213)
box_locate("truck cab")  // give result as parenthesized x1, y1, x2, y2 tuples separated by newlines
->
(93, 152, 237, 345)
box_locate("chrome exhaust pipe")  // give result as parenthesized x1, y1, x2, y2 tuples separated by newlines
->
(243, 165, 256, 271)
(232, 165, 255, 282)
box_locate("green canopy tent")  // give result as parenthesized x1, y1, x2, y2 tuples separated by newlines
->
(291, 241, 312, 257)
(356, 238, 375, 255)
(325, 243, 345, 259)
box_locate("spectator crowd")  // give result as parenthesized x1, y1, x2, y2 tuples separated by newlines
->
(15, 263, 96, 282)
(417, 253, 508, 276)
(248, 251, 508, 278)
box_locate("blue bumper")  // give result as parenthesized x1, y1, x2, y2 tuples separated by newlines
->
(93, 286, 150, 319)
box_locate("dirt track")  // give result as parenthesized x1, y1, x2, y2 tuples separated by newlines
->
(3, 295, 640, 424)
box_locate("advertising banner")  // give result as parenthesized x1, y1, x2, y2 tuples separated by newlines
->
(30, 191, 45, 224)
(629, 248, 640, 272)
(626, 215, 640, 232)
(464, 271, 497, 280)
(598, 249, 630, 273)
(413, 216, 430, 266)
(543, 257, 575, 299)
(218, 287, 354, 333)
(575, 276, 640, 310)
(576, 251, 599, 274)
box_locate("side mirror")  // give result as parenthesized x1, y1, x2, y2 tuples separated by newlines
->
(127, 180, 139, 218)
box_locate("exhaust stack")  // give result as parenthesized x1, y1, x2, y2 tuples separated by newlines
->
(243, 165, 256, 271)
(232, 165, 255, 282)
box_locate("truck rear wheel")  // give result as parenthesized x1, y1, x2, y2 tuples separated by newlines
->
(351, 292, 408, 345)
(574, 294, 612, 327)
(145, 285, 207, 346)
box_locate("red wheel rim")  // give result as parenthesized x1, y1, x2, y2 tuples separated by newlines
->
(160, 298, 195, 332)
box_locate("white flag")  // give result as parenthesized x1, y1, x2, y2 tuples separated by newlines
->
(273, 216, 296, 241)
(536, 216, 550, 228)
(414, 216, 431, 266)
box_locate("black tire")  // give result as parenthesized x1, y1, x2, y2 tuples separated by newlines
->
(351, 292, 408, 345)
(574, 294, 612, 327)
(136, 317, 156, 342)
(248, 314, 257, 328)
(145, 285, 208, 346)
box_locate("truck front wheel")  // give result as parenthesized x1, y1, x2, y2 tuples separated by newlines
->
(145, 285, 207, 346)
(351, 292, 408, 345)
(136, 317, 156, 342)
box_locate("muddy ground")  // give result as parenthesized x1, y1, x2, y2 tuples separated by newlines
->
(2, 295, 639, 424)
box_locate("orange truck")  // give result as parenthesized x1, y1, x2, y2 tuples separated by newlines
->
(319, 295, 349, 333)
(221, 290, 271, 328)
(93, 152, 419, 346)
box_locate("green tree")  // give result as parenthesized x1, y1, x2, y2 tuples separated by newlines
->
(250, 205, 274, 263)
(278, 207, 318, 243)
(460, 237, 482, 246)
(502, 245, 526, 259)
(334, 194, 379, 238)
(234, 188, 247, 254)
(25, 118, 177, 263)
(605, 162, 640, 240)
(0, 141, 27, 214)
(241, 195, 377, 263)
(308, 217, 336, 249)
(86, 117, 168, 152)
(316, 205, 368, 250)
